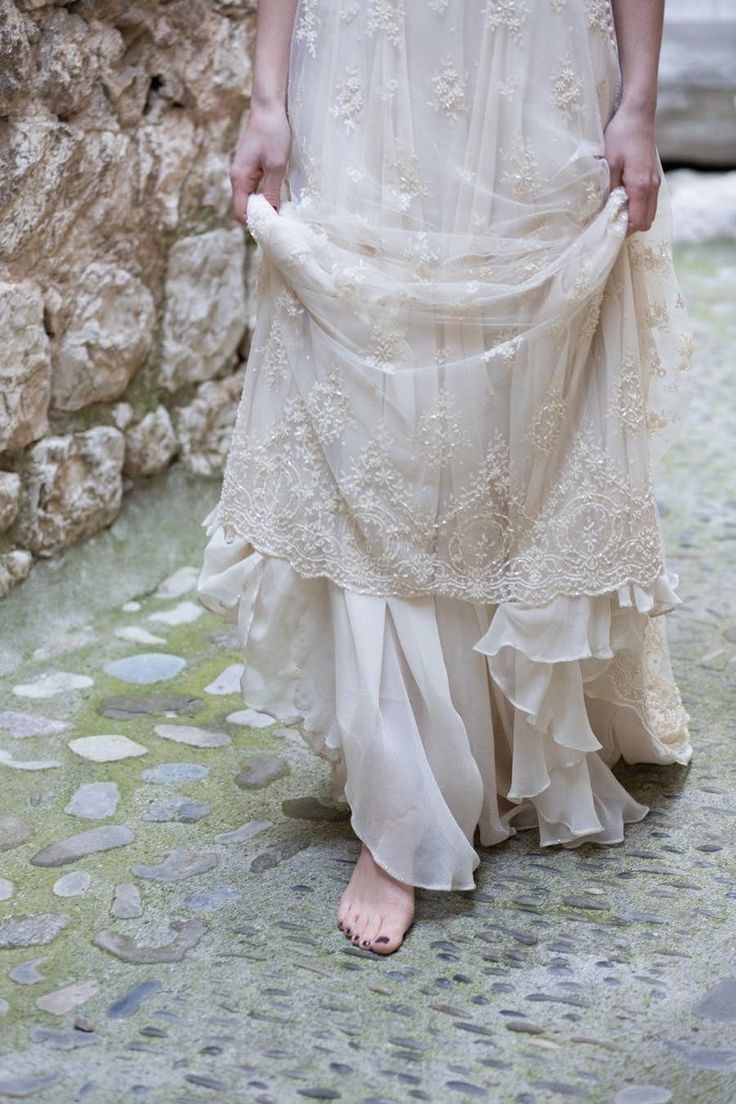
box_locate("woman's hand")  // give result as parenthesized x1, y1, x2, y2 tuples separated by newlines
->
(230, 102, 293, 224)
(603, 105, 661, 236)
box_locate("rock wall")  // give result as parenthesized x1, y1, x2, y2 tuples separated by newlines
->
(0, 0, 256, 597)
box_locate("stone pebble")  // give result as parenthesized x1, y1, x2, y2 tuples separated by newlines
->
(111, 883, 142, 919)
(0, 710, 71, 739)
(12, 671, 94, 699)
(204, 664, 244, 695)
(68, 734, 148, 762)
(0, 913, 70, 950)
(100, 694, 202, 719)
(53, 871, 92, 897)
(0, 1072, 61, 1097)
(93, 918, 206, 964)
(215, 819, 273, 845)
(0, 815, 33, 851)
(148, 600, 203, 626)
(131, 848, 218, 882)
(36, 980, 99, 1016)
(65, 782, 120, 819)
(141, 762, 208, 784)
(30, 825, 135, 867)
(104, 653, 186, 684)
(141, 795, 211, 823)
(0, 879, 13, 901)
(282, 797, 350, 822)
(107, 979, 162, 1020)
(153, 723, 230, 748)
(235, 754, 289, 790)
(0, 749, 60, 771)
(8, 958, 46, 986)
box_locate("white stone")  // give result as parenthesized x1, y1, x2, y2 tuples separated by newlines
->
(13, 671, 94, 699)
(122, 600, 141, 612)
(15, 428, 125, 557)
(153, 724, 231, 749)
(226, 708, 276, 729)
(155, 566, 200, 600)
(173, 372, 244, 477)
(53, 871, 92, 898)
(67, 734, 148, 762)
(159, 228, 247, 392)
(124, 406, 179, 477)
(64, 782, 120, 820)
(0, 880, 13, 902)
(113, 626, 167, 646)
(0, 472, 21, 532)
(148, 601, 203, 626)
(0, 750, 60, 771)
(0, 281, 51, 451)
(35, 980, 99, 1016)
(204, 664, 244, 696)
(52, 264, 155, 412)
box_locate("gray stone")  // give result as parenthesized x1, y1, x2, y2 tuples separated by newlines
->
(36, 981, 99, 1016)
(141, 762, 208, 784)
(282, 797, 350, 822)
(0, 711, 71, 740)
(226, 708, 275, 728)
(64, 782, 120, 819)
(30, 826, 135, 867)
(0, 1071, 61, 1098)
(131, 848, 218, 882)
(29, 1027, 101, 1050)
(104, 653, 186, 684)
(0, 880, 13, 902)
(250, 837, 308, 874)
(235, 754, 289, 790)
(153, 723, 230, 748)
(0, 550, 33, 599)
(0, 816, 33, 852)
(0, 913, 70, 950)
(111, 883, 142, 920)
(67, 734, 148, 762)
(15, 428, 125, 557)
(100, 694, 203, 719)
(8, 960, 45, 986)
(173, 373, 245, 477)
(663, 1040, 736, 1070)
(181, 886, 239, 911)
(93, 919, 206, 964)
(12, 670, 93, 699)
(53, 871, 92, 898)
(204, 663, 244, 696)
(694, 976, 736, 1021)
(0, 749, 60, 771)
(613, 1089, 672, 1104)
(141, 796, 211, 823)
(214, 819, 273, 845)
(107, 980, 162, 1020)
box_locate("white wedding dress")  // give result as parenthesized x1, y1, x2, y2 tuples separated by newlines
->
(196, 0, 694, 890)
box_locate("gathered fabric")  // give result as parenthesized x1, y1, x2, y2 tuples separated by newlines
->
(197, 0, 693, 890)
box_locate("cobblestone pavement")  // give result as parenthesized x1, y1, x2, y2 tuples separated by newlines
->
(0, 241, 735, 1104)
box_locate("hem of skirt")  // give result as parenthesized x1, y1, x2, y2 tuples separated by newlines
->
(202, 503, 673, 610)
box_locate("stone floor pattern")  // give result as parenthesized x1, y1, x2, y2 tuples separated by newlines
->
(0, 243, 735, 1103)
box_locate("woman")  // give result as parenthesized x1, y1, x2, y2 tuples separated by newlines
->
(197, 0, 693, 956)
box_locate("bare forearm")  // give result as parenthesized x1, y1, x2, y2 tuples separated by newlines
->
(611, 0, 665, 118)
(252, 0, 300, 111)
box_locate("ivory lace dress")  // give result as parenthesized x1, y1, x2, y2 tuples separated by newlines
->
(196, 0, 694, 891)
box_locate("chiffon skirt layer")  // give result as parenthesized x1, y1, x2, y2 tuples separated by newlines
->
(196, 506, 692, 892)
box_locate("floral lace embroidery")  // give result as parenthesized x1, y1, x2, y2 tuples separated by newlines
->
(431, 58, 468, 120)
(552, 54, 583, 117)
(367, 0, 406, 45)
(294, 0, 320, 58)
(330, 65, 364, 132)
(484, 0, 528, 43)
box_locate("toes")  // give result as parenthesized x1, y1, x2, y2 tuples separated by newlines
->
(371, 927, 407, 955)
(360, 913, 383, 950)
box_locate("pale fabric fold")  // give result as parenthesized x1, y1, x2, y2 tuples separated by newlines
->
(197, 0, 694, 891)
(197, 508, 691, 891)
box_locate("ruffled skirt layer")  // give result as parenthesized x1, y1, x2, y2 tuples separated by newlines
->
(197, 507, 692, 892)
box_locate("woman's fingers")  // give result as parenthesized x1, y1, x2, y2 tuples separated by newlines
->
(260, 162, 287, 211)
(623, 170, 660, 236)
(230, 162, 261, 225)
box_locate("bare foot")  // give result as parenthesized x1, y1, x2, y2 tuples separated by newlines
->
(337, 843, 415, 955)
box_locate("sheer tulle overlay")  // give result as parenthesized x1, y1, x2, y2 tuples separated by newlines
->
(197, 0, 693, 890)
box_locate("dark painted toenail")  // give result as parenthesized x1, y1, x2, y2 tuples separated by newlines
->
(375, 936, 389, 943)
(345, 928, 351, 934)
(362, 940, 371, 947)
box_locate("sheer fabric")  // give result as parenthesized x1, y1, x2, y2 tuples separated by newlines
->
(197, 0, 693, 890)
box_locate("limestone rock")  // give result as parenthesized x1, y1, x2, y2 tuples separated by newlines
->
(15, 427, 125, 556)
(0, 472, 21, 531)
(52, 264, 155, 411)
(0, 281, 51, 451)
(159, 228, 247, 392)
(123, 405, 179, 476)
(0, 1, 33, 116)
(37, 9, 101, 119)
(0, 913, 70, 950)
(0, 549, 33, 598)
(172, 372, 244, 476)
